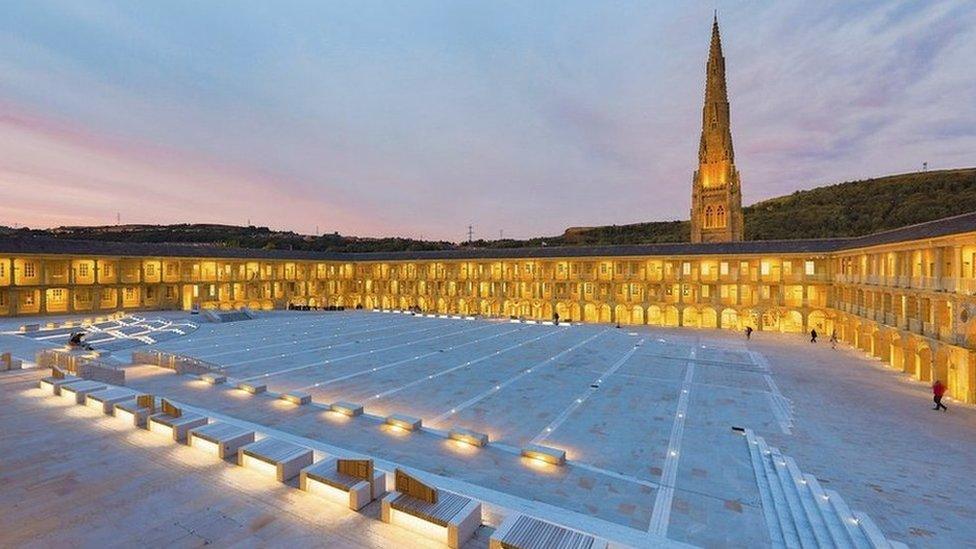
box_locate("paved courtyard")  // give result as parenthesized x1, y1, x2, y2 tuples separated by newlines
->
(2, 310, 974, 547)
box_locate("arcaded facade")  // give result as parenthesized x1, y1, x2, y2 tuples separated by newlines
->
(2, 214, 976, 404)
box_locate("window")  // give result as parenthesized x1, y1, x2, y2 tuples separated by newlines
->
(168, 264, 177, 275)
(0, 263, 5, 278)
(0, 292, 5, 306)
(24, 262, 35, 278)
(805, 261, 816, 276)
(79, 263, 89, 277)
(701, 285, 710, 298)
(124, 288, 135, 300)
(146, 264, 156, 276)
(720, 262, 729, 275)
(760, 261, 771, 276)
(103, 264, 112, 277)
(682, 262, 691, 276)
(716, 205, 726, 227)
(740, 261, 749, 274)
(50, 289, 64, 300)
(704, 205, 714, 228)
(24, 293, 34, 306)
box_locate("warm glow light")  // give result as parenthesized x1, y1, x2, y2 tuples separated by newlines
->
(240, 453, 280, 479)
(389, 508, 449, 543)
(303, 477, 350, 506)
(189, 435, 222, 457)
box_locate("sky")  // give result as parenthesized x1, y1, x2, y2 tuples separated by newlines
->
(1, 1, 974, 241)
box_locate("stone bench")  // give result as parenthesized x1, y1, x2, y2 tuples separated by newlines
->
(238, 437, 313, 482)
(237, 381, 267, 394)
(449, 427, 489, 447)
(200, 373, 226, 385)
(1, 352, 22, 371)
(148, 400, 208, 442)
(385, 413, 421, 431)
(114, 395, 157, 427)
(381, 469, 481, 548)
(280, 390, 311, 405)
(189, 422, 256, 459)
(85, 387, 138, 414)
(39, 373, 82, 396)
(330, 401, 364, 417)
(521, 443, 566, 466)
(300, 457, 386, 511)
(490, 513, 609, 549)
(61, 380, 108, 404)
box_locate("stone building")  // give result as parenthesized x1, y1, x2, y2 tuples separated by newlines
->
(2, 213, 976, 404)
(690, 15, 744, 243)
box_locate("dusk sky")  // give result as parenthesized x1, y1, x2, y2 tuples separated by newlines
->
(1, 1, 974, 241)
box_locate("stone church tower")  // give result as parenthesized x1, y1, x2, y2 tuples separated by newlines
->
(690, 14, 744, 243)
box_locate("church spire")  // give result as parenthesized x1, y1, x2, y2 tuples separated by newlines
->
(690, 13, 744, 243)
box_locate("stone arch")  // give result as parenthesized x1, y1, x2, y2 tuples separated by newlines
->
(663, 305, 679, 327)
(889, 332, 904, 372)
(914, 342, 933, 382)
(720, 308, 739, 330)
(570, 302, 581, 322)
(542, 302, 553, 320)
(615, 304, 631, 325)
(631, 305, 645, 325)
(647, 305, 662, 326)
(781, 310, 803, 333)
(599, 304, 612, 323)
(934, 346, 951, 388)
(808, 310, 833, 335)
(583, 303, 598, 323)
(682, 307, 700, 328)
(700, 307, 718, 329)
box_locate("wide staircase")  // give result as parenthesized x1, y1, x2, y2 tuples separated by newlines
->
(745, 429, 907, 549)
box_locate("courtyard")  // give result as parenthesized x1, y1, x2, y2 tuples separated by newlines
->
(1, 310, 973, 547)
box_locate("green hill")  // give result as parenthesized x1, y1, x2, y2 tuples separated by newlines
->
(530, 167, 976, 247)
(10, 167, 975, 251)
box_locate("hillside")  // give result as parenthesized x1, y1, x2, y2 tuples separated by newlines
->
(5, 168, 974, 251)
(527, 167, 976, 246)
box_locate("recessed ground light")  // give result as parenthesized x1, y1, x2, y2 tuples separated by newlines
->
(590, 384, 599, 389)
(731, 426, 745, 433)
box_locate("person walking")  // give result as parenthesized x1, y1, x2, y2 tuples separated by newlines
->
(810, 329, 818, 343)
(745, 326, 753, 340)
(932, 380, 948, 412)
(829, 330, 838, 350)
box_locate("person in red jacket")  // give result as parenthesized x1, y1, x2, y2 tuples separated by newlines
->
(932, 380, 948, 411)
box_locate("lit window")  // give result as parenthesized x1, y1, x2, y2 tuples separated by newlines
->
(720, 262, 729, 275)
(701, 285, 710, 298)
(805, 261, 815, 276)
(0, 263, 5, 278)
(683, 262, 691, 275)
(760, 261, 771, 276)
(24, 262, 35, 278)
(79, 264, 89, 277)
(146, 264, 155, 276)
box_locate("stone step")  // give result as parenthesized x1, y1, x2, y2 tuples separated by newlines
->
(803, 474, 855, 548)
(782, 457, 832, 548)
(767, 449, 819, 549)
(745, 430, 786, 547)
(825, 489, 872, 549)
(748, 431, 904, 549)
(755, 437, 802, 548)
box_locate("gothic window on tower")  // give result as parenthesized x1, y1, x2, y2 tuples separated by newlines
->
(705, 205, 714, 228)
(716, 205, 726, 227)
